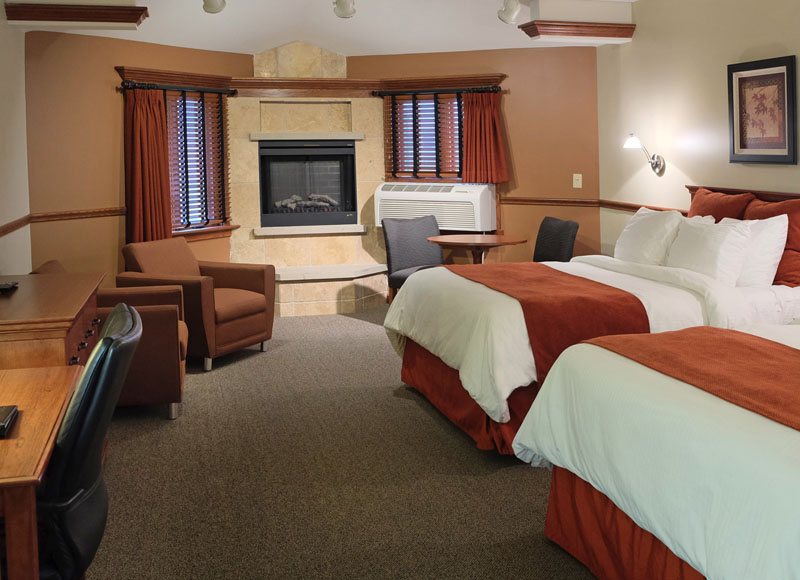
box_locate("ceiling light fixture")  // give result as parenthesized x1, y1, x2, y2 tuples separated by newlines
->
(203, 0, 226, 14)
(333, 0, 355, 18)
(497, 0, 521, 24)
(624, 133, 665, 175)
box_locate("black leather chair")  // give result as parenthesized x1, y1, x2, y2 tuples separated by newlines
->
(382, 215, 444, 298)
(35, 303, 142, 580)
(533, 217, 579, 262)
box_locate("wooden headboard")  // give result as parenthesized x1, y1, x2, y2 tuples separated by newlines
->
(686, 185, 800, 202)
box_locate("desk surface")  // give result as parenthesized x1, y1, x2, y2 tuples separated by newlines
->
(0, 366, 81, 487)
(0, 273, 104, 328)
(427, 234, 527, 248)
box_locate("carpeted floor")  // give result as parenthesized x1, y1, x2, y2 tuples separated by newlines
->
(89, 306, 593, 580)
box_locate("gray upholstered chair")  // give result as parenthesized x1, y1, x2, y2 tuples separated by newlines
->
(533, 217, 579, 262)
(382, 215, 444, 299)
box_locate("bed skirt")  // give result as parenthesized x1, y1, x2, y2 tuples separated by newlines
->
(401, 339, 539, 455)
(545, 466, 705, 580)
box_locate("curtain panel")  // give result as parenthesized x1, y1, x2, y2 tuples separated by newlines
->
(462, 92, 509, 184)
(124, 89, 172, 243)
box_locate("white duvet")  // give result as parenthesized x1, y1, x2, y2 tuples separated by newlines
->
(384, 255, 800, 423)
(512, 324, 800, 580)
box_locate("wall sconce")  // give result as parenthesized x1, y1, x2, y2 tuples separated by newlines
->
(497, 0, 521, 24)
(333, 0, 356, 18)
(624, 133, 665, 175)
(203, 0, 225, 14)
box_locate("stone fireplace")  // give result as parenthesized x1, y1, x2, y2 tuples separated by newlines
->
(226, 42, 388, 317)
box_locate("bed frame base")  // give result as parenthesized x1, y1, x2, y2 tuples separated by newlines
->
(546, 467, 705, 580)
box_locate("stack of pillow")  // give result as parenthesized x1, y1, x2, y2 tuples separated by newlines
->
(614, 187, 797, 288)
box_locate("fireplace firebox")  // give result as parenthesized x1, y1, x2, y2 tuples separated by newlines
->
(258, 140, 357, 227)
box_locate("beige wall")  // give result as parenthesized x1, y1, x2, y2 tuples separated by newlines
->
(598, 0, 800, 251)
(348, 47, 602, 259)
(24, 32, 252, 282)
(0, 16, 32, 274)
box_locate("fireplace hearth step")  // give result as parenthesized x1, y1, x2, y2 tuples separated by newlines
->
(254, 224, 366, 237)
(275, 264, 387, 282)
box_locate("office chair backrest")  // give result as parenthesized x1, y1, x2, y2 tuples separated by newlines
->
(382, 215, 443, 275)
(533, 217, 579, 262)
(38, 303, 142, 580)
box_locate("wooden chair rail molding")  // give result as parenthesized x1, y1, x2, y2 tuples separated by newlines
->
(0, 208, 126, 239)
(519, 20, 636, 39)
(5, 3, 149, 26)
(502, 197, 599, 208)
(116, 67, 507, 98)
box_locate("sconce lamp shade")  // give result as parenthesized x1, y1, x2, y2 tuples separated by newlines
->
(203, 0, 226, 14)
(333, 0, 356, 18)
(623, 134, 642, 149)
(623, 133, 665, 175)
(498, 0, 521, 24)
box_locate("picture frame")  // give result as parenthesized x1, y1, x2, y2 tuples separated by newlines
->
(728, 55, 796, 164)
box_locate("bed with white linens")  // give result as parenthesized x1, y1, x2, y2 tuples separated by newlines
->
(512, 323, 800, 579)
(384, 185, 800, 452)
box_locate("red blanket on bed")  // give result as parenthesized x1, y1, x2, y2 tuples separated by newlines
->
(588, 327, 800, 431)
(445, 262, 650, 382)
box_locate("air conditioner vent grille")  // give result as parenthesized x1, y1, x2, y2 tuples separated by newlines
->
(379, 199, 476, 230)
(380, 184, 455, 193)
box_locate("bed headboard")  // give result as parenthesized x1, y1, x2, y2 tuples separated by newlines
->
(686, 185, 800, 202)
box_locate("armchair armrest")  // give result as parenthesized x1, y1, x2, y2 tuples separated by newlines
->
(198, 261, 276, 298)
(116, 271, 215, 358)
(97, 285, 184, 320)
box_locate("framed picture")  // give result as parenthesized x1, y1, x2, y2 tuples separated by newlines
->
(728, 55, 796, 164)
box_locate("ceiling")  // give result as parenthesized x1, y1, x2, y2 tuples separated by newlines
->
(7, 0, 636, 56)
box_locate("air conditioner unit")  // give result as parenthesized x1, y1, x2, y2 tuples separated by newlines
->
(374, 183, 496, 232)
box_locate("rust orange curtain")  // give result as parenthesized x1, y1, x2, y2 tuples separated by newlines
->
(462, 92, 509, 184)
(124, 88, 172, 243)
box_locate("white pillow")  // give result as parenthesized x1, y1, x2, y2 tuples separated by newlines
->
(665, 220, 752, 286)
(720, 215, 788, 287)
(614, 208, 684, 265)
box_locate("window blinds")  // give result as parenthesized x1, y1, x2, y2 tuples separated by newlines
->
(164, 90, 227, 231)
(383, 93, 462, 179)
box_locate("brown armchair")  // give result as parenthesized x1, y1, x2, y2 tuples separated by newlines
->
(31, 260, 187, 419)
(117, 236, 276, 371)
(97, 286, 187, 419)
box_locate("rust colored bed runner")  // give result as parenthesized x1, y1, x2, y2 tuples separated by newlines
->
(589, 327, 800, 431)
(445, 262, 650, 382)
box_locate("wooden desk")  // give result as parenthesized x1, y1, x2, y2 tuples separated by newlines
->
(0, 273, 104, 369)
(0, 365, 81, 580)
(427, 234, 528, 264)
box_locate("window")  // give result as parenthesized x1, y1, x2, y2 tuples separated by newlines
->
(164, 90, 228, 232)
(383, 93, 462, 180)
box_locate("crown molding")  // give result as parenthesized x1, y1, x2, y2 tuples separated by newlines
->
(519, 20, 636, 40)
(5, 3, 149, 27)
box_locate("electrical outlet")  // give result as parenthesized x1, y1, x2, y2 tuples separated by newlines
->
(572, 173, 583, 189)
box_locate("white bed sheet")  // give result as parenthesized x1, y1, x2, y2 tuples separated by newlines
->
(512, 325, 800, 580)
(383, 255, 800, 423)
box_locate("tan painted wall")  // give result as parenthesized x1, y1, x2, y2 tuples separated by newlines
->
(24, 32, 252, 281)
(0, 16, 32, 274)
(348, 47, 601, 259)
(598, 0, 800, 252)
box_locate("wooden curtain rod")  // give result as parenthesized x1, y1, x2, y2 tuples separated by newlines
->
(372, 85, 501, 97)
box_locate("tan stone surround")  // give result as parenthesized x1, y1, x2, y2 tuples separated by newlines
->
(227, 42, 387, 317)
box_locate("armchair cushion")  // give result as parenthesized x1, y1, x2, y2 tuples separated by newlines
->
(214, 288, 267, 323)
(122, 237, 201, 277)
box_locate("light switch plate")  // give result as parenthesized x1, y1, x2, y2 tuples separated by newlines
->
(572, 173, 583, 188)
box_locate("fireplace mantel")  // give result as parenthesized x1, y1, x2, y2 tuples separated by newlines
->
(249, 132, 365, 142)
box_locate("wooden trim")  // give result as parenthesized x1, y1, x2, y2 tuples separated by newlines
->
(519, 20, 636, 39)
(502, 197, 599, 207)
(599, 199, 687, 215)
(172, 223, 239, 242)
(5, 4, 148, 26)
(115, 66, 231, 90)
(685, 185, 800, 203)
(0, 214, 31, 238)
(30, 207, 126, 223)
